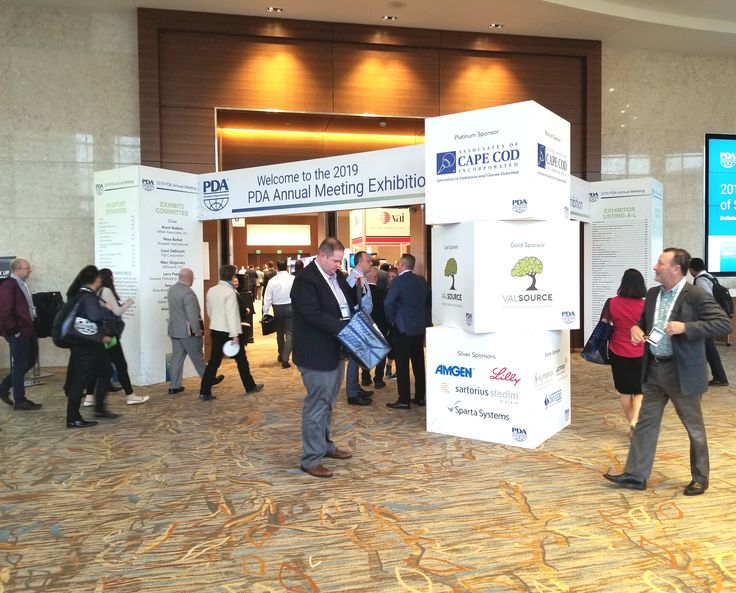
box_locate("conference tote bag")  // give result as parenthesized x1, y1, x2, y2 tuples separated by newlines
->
(580, 298, 613, 365)
(336, 310, 390, 369)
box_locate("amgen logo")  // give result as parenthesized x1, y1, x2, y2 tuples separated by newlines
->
(435, 364, 473, 378)
(721, 152, 736, 169)
(203, 179, 230, 212)
(436, 151, 456, 175)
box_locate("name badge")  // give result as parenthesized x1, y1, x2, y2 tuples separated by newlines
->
(646, 327, 665, 346)
(340, 303, 351, 319)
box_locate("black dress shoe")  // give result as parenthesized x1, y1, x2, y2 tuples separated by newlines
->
(357, 388, 374, 397)
(247, 383, 264, 394)
(684, 480, 708, 496)
(361, 376, 373, 386)
(199, 393, 216, 401)
(0, 391, 12, 406)
(94, 410, 120, 419)
(412, 398, 426, 407)
(603, 472, 646, 490)
(277, 355, 282, 362)
(373, 380, 386, 389)
(213, 374, 225, 385)
(67, 419, 98, 428)
(281, 362, 291, 369)
(109, 383, 124, 392)
(386, 401, 410, 410)
(14, 400, 42, 411)
(348, 396, 372, 406)
(708, 379, 729, 386)
(168, 387, 185, 394)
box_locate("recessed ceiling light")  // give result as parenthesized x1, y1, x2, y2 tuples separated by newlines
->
(383, 15, 399, 21)
(489, 23, 504, 29)
(267, 6, 283, 13)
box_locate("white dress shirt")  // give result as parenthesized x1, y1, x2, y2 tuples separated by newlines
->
(263, 271, 295, 313)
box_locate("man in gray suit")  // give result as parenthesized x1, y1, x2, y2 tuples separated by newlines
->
(604, 248, 732, 496)
(167, 268, 222, 394)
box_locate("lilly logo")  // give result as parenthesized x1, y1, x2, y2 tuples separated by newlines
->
(436, 151, 456, 175)
(720, 152, 736, 169)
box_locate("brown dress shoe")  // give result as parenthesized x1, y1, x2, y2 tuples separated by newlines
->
(300, 464, 333, 478)
(325, 448, 352, 460)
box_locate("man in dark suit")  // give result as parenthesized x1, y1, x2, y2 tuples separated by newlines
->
(604, 248, 732, 496)
(291, 238, 357, 478)
(384, 253, 431, 410)
(365, 267, 389, 389)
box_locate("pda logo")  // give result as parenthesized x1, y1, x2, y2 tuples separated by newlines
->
(512, 427, 527, 442)
(561, 311, 576, 324)
(465, 312, 473, 327)
(511, 256, 543, 291)
(512, 199, 528, 213)
(203, 178, 230, 212)
(721, 152, 736, 169)
(589, 192, 599, 202)
(436, 151, 457, 175)
(435, 364, 473, 378)
(537, 144, 547, 169)
(142, 179, 155, 192)
(95, 183, 104, 196)
(74, 316, 99, 336)
(564, 409, 570, 421)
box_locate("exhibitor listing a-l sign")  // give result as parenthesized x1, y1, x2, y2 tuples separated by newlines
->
(426, 326, 571, 449)
(431, 220, 580, 333)
(198, 145, 425, 220)
(425, 100, 571, 225)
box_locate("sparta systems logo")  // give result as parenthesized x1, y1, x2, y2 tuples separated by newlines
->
(436, 152, 457, 175)
(721, 152, 736, 169)
(435, 364, 473, 378)
(544, 389, 563, 409)
(203, 179, 230, 212)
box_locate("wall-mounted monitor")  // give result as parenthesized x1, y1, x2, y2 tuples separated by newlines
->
(705, 133, 736, 275)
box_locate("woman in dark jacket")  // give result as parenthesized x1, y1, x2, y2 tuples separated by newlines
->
(64, 265, 119, 428)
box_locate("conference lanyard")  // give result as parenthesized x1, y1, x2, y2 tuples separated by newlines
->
(653, 278, 686, 330)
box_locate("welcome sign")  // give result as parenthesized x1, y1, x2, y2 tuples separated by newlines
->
(426, 326, 571, 449)
(198, 145, 425, 220)
(424, 100, 571, 224)
(431, 220, 580, 332)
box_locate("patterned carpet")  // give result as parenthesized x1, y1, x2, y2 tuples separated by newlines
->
(1, 331, 736, 593)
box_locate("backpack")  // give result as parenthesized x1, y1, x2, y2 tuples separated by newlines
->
(51, 295, 82, 348)
(703, 273, 734, 318)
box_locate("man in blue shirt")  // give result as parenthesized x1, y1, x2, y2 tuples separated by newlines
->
(344, 251, 374, 406)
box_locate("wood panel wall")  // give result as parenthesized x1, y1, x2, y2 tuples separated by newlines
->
(138, 8, 601, 347)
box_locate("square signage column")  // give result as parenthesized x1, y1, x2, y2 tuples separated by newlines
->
(432, 220, 580, 332)
(94, 166, 202, 385)
(425, 100, 571, 224)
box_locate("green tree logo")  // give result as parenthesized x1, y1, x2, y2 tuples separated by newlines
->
(511, 257, 543, 291)
(444, 258, 458, 290)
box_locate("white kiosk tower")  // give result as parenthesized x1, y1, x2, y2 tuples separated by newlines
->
(423, 101, 579, 449)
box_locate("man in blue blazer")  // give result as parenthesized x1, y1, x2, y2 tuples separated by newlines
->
(291, 238, 357, 478)
(384, 253, 431, 409)
(604, 248, 732, 496)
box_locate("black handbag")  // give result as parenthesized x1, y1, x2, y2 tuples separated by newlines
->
(581, 298, 613, 365)
(336, 310, 390, 369)
(261, 314, 277, 336)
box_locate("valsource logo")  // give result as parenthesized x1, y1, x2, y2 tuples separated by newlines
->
(435, 364, 473, 378)
(436, 151, 457, 175)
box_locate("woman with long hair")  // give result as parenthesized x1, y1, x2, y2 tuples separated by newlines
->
(606, 268, 647, 437)
(83, 268, 149, 406)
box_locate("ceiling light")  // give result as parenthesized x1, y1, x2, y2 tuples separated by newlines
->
(489, 23, 504, 29)
(267, 6, 283, 13)
(383, 15, 399, 21)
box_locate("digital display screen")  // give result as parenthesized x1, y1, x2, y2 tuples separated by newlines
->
(705, 133, 736, 275)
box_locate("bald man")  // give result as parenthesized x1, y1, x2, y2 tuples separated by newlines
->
(0, 258, 42, 410)
(166, 268, 222, 394)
